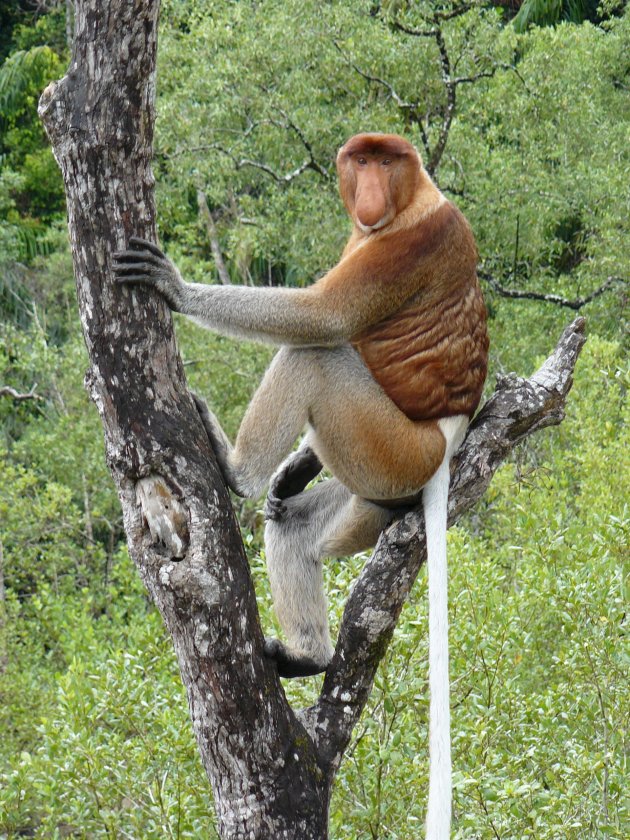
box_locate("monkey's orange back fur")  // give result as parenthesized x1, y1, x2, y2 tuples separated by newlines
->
(353, 200, 488, 420)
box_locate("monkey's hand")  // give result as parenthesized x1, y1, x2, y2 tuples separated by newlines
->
(264, 446, 323, 521)
(113, 237, 186, 310)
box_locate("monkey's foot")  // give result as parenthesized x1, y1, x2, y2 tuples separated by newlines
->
(264, 638, 329, 678)
(265, 446, 323, 521)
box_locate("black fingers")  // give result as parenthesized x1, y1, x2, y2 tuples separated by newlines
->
(264, 491, 287, 522)
(190, 391, 208, 415)
(128, 236, 166, 259)
(112, 237, 167, 285)
(113, 274, 156, 284)
(113, 250, 163, 268)
(264, 638, 327, 678)
(113, 260, 159, 275)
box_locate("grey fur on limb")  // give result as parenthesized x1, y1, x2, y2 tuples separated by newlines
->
(303, 316, 586, 771)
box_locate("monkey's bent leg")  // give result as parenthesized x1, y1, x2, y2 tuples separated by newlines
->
(196, 343, 446, 501)
(264, 479, 394, 677)
(305, 345, 448, 500)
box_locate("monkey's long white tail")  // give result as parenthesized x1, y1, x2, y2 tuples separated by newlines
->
(423, 458, 452, 840)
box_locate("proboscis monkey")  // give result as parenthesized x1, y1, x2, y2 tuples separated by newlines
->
(114, 133, 488, 839)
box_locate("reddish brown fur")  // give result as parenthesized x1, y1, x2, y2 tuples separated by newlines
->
(324, 133, 488, 422)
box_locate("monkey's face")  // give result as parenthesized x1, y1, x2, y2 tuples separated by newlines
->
(337, 133, 421, 233)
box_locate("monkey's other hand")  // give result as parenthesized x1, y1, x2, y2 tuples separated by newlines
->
(113, 237, 186, 310)
(265, 447, 323, 520)
(264, 638, 328, 678)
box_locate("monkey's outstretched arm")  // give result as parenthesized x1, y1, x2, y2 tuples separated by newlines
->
(113, 238, 351, 346)
(113, 234, 434, 347)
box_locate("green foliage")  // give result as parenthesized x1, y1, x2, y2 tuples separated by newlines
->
(0, 553, 215, 838)
(513, 0, 602, 32)
(153, 1, 629, 344)
(0, 13, 67, 273)
(0, 46, 58, 113)
(0, 453, 87, 597)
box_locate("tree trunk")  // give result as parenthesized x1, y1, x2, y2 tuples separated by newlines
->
(39, 2, 328, 837)
(39, 2, 586, 837)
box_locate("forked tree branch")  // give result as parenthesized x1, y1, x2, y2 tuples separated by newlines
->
(0, 384, 43, 402)
(339, 6, 504, 176)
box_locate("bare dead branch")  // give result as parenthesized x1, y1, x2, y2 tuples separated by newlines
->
(427, 27, 457, 174)
(387, 9, 511, 175)
(432, 3, 479, 21)
(451, 68, 499, 85)
(236, 156, 312, 182)
(272, 107, 331, 180)
(196, 189, 231, 285)
(390, 21, 437, 38)
(160, 115, 329, 184)
(480, 272, 625, 310)
(333, 43, 420, 112)
(332, 40, 431, 158)
(0, 384, 43, 402)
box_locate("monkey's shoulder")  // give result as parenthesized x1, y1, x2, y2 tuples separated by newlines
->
(370, 199, 477, 281)
(411, 199, 476, 259)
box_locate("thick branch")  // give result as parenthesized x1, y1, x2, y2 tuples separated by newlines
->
(305, 317, 586, 768)
(480, 271, 625, 310)
(38, 3, 327, 837)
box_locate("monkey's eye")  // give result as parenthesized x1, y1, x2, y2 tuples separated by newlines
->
(381, 158, 392, 166)
(357, 157, 368, 166)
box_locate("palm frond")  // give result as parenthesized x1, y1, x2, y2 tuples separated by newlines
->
(0, 46, 56, 113)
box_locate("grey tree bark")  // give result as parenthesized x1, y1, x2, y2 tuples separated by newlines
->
(39, 1, 586, 837)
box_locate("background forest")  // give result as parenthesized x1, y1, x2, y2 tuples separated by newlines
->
(0, 1, 628, 837)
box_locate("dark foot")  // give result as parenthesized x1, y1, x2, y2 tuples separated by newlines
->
(190, 390, 208, 419)
(265, 447, 323, 521)
(264, 638, 328, 678)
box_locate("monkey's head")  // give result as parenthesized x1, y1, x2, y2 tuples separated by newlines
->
(336, 133, 422, 233)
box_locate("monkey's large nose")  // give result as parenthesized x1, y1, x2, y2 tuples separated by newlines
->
(355, 185, 387, 228)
